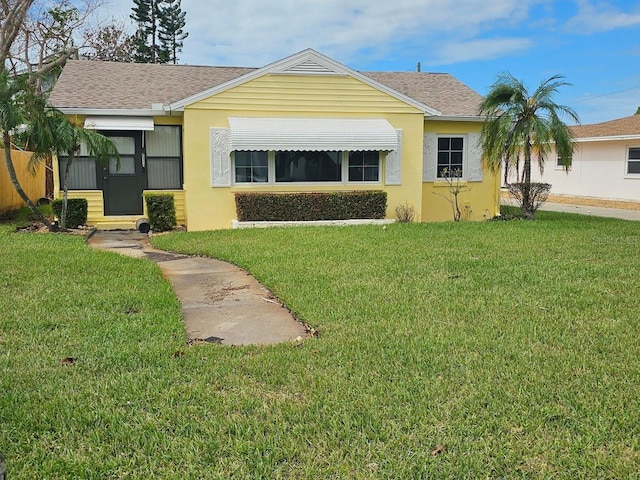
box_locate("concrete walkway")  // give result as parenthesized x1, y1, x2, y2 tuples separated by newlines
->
(538, 202, 640, 221)
(87, 231, 307, 346)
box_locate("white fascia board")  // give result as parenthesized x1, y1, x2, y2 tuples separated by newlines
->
(58, 108, 171, 117)
(574, 135, 640, 143)
(426, 115, 486, 122)
(168, 48, 441, 115)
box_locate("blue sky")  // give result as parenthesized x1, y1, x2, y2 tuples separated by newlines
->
(104, 0, 640, 124)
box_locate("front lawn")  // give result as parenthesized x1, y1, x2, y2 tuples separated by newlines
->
(2, 212, 639, 478)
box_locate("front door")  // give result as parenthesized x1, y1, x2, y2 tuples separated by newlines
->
(102, 133, 145, 216)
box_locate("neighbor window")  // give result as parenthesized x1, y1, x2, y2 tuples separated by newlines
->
(628, 147, 640, 175)
(146, 126, 182, 189)
(437, 137, 464, 178)
(234, 151, 268, 183)
(556, 155, 572, 168)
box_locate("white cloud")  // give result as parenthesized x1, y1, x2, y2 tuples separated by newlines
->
(429, 37, 533, 65)
(102, 0, 546, 67)
(566, 0, 640, 33)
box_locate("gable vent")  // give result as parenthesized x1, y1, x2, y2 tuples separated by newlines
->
(279, 60, 343, 75)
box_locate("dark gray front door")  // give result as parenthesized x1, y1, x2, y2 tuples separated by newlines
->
(102, 133, 144, 216)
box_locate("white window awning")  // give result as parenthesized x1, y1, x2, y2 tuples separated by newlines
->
(84, 116, 155, 131)
(228, 117, 398, 151)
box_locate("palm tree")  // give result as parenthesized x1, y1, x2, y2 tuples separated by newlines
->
(479, 73, 579, 218)
(0, 69, 54, 229)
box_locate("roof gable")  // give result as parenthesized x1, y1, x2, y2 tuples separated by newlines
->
(169, 49, 439, 115)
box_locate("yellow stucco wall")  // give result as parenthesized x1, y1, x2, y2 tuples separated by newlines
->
(421, 120, 500, 222)
(182, 73, 426, 231)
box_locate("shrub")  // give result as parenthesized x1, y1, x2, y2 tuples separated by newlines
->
(507, 182, 551, 219)
(394, 202, 416, 223)
(235, 191, 387, 222)
(144, 194, 176, 232)
(51, 198, 88, 229)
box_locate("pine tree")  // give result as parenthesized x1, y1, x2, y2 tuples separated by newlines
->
(130, 0, 163, 63)
(158, 0, 188, 64)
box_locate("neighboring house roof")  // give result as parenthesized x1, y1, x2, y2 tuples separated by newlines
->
(49, 51, 484, 118)
(571, 114, 640, 141)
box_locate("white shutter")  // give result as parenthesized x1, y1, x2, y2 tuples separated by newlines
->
(467, 132, 483, 181)
(210, 127, 231, 187)
(385, 129, 402, 185)
(423, 133, 437, 182)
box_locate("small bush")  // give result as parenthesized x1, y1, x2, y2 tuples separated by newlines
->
(235, 191, 387, 222)
(394, 202, 416, 223)
(51, 198, 88, 229)
(144, 194, 176, 232)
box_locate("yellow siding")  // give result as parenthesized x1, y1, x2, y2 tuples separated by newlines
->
(193, 74, 423, 115)
(61, 190, 186, 228)
(421, 120, 501, 222)
(0, 149, 46, 214)
(183, 73, 425, 230)
(64, 190, 104, 224)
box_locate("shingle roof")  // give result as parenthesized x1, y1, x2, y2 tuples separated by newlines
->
(49, 61, 256, 110)
(361, 71, 483, 117)
(49, 60, 483, 117)
(571, 114, 640, 139)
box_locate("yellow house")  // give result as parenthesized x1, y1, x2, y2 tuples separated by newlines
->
(49, 49, 499, 230)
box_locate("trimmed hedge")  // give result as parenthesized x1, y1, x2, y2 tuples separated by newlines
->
(235, 191, 387, 222)
(51, 198, 88, 229)
(144, 194, 177, 232)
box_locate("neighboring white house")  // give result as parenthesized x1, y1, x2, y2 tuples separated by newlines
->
(529, 114, 640, 206)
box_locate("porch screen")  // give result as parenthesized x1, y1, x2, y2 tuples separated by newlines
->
(146, 126, 182, 189)
(58, 157, 97, 190)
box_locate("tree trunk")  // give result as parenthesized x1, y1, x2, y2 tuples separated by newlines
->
(3, 132, 53, 230)
(60, 151, 74, 230)
(521, 140, 533, 219)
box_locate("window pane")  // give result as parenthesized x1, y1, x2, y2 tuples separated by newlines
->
(629, 148, 640, 160)
(109, 136, 135, 155)
(628, 161, 640, 174)
(451, 138, 464, 150)
(147, 157, 180, 189)
(234, 151, 268, 183)
(364, 166, 378, 181)
(276, 151, 341, 182)
(58, 157, 96, 189)
(110, 156, 135, 175)
(146, 126, 180, 157)
(437, 138, 450, 150)
(348, 151, 379, 182)
(348, 166, 363, 182)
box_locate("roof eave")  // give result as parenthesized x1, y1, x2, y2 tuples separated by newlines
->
(57, 107, 174, 117)
(425, 114, 486, 122)
(575, 134, 640, 142)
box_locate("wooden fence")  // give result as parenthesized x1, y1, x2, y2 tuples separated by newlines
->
(0, 149, 46, 214)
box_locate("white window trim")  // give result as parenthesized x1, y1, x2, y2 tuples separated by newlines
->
(625, 146, 640, 178)
(435, 134, 468, 181)
(231, 150, 382, 186)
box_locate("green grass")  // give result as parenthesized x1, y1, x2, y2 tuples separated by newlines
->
(2, 210, 640, 478)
